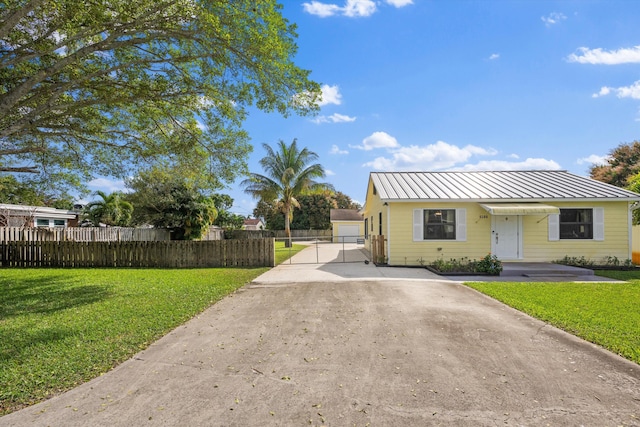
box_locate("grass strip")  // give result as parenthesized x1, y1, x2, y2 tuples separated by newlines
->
(465, 273, 640, 365)
(0, 267, 269, 415)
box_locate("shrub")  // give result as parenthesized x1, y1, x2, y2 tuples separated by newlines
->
(475, 253, 503, 275)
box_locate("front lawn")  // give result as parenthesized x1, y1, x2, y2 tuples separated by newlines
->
(465, 271, 640, 365)
(0, 267, 269, 415)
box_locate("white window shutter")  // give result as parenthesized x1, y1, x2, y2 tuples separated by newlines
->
(456, 209, 467, 241)
(548, 214, 559, 241)
(413, 209, 423, 241)
(593, 207, 604, 241)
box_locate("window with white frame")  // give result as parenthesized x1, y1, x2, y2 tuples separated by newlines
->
(413, 208, 466, 241)
(548, 207, 604, 241)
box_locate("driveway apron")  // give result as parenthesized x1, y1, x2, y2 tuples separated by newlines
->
(1, 245, 639, 426)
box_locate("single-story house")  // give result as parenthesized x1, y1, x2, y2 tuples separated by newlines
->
(361, 170, 640, 265)
(330, 209, 364, 243)
(0, 203, 80, 228)
(243, 218, 265, 230)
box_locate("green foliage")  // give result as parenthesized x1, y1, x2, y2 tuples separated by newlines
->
(553, 255, 634, 268)
(0, 175, 75, 207)
(84, 191, 133, 226)
(0, 267, 267, 415)
(590, 141, 640, 188)
(254, 190, 358, 230)
(125, 168, 217, 239)
(465, 278, 640, 364)
(475, 253, 503, 274)
(242, 139, 333, 241)
(430, 254, 502, 275)
(0, 0, 319, 190)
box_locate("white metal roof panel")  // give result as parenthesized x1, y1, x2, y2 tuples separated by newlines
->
(369, 171, 640, 201)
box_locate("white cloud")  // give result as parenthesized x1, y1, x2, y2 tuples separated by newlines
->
(362, 140, 497, 170)
(303, 0, 376, 17)
(385, 0, 413, 6)
(344, 0, 376, 17)
(567, 46, 640, 65)
(507, 153, 520, 159)
(325, 169, 336, 176)
(592, 86, 611, 98)
(351, 131, 399, 151)
(330, 144, 349, 155)
(592, 81, 640, 100)
(541, 12, 566, 27)
(319, 84, 342, 106)
(88, 178, 127, 193)
(303, 0, 411, 17)
(456, 158, 562, 171)
(488, 53, 500, 60)
(312, 113, 357, 124)
(577, 154, 609, 166)
(302, 1, 342, 17)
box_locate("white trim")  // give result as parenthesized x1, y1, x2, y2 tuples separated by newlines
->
(548, 214, 559, 241)
(413, 208, 466, 242)
(386, 203, 391, 262)
(456, 208, 467, 241)
(593, 207, 604, 241)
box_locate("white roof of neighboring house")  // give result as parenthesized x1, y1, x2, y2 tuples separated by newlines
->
(370, 170, 640, 202)
(0, 203, 78, 219)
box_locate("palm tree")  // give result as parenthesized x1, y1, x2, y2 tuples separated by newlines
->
(85, 191, 133, 226)
(242, 139, 333, 246)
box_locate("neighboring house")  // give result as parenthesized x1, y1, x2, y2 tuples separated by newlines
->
(330, 209, 364, 243)
(243, 218, 265, 230)
(361, 170, 640, 265)
(0, 203, 80, 228)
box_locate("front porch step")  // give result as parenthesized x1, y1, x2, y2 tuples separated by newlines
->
(500, 263, 594, 277)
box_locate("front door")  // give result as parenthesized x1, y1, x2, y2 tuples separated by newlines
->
(492, 216, 520, 260)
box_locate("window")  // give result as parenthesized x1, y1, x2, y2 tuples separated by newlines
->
(36, 219, 50, 227)
(379, 212, 382, 235)
(364, 218, 368, 238)
(424, 209, 456, 240)
(53, 219, 66, 227)
(559, 209, 593, 239)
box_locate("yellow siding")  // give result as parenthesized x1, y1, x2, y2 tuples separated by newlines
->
(387, 202, 491, 266)
(522, 201, 631, 263)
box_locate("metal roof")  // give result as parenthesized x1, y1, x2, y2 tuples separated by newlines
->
(369, 170, 640, 202)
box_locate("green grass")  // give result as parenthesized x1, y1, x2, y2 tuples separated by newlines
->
(465, 271, 640, 365)
(0, 241, 306, 415)
(274, 240, 306, 264)
(0, 268, 269, 415)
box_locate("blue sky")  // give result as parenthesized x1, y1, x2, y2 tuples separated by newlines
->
(90, 0, 640, 216)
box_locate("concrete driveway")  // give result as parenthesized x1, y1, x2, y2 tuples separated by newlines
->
(1, 245, 639, 426)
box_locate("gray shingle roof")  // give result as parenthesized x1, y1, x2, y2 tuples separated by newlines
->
(370, 170, 640, 201)
(330, 209, 363, 221)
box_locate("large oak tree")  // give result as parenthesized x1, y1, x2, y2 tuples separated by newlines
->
(0, 0, 320, 189)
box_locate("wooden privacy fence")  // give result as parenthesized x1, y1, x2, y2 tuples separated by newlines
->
(0, 239, 274, 268)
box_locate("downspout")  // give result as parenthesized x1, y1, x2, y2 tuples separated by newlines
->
(629, 202, 638, 262)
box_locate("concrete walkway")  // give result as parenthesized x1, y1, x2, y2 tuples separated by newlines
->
(1, 245, 638, 426)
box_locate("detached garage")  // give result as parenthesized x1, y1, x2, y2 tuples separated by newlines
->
(330, 209, 364, 243)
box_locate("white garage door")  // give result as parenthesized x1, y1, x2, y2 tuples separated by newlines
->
(337, 224, 360, 243)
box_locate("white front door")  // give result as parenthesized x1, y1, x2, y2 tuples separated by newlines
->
(492, 216, 521, 260)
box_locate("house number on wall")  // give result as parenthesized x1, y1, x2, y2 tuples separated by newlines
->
(479, 215, 488, 219)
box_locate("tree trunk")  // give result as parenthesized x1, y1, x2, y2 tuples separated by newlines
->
(284, 205, 292, 248)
